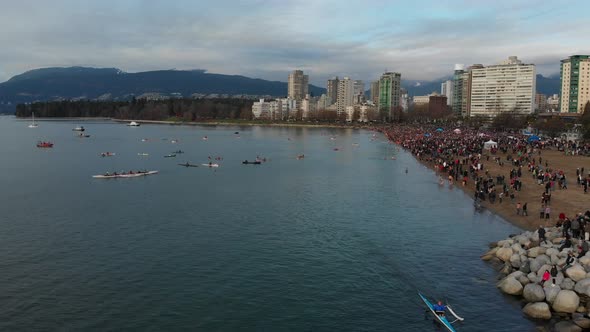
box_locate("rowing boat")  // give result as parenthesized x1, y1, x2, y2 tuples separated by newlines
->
(419, 292, 461, 332)
(179, 164, 198, 167)
(92, 171, 158, 179)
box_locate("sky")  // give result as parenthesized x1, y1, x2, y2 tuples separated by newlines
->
(1, 0, 589, 86)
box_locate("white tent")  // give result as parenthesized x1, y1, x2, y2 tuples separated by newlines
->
(453, 128, 461, 134)
(483, 140, 498, 150)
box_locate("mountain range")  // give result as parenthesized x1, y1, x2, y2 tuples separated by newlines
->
(0, 67, 561, 113)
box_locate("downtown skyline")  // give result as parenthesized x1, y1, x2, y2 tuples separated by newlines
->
(1, 0, 589, 85)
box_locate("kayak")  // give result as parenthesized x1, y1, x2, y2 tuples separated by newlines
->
(92, 171, 158, 179)
(202, 163, 219, 167)
(419, 292, 457, 332)
(164, 154, 176, 158)
(178, 163, 199, 167)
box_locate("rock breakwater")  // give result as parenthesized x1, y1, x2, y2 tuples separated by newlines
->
(484, 227, 590, 331)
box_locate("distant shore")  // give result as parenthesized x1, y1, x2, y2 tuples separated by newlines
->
(111, 118, 366, 129)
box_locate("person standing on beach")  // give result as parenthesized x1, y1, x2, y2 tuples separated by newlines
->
(516, 202, 522, 215)
(545, 206, 551, 220)
(540, 205, 545, 220)
(522, 203, 528, 216)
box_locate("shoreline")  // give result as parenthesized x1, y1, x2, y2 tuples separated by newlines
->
(382, 131, 590, 232)
(111, 118, 365, 129)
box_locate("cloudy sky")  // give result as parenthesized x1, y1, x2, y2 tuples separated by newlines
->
(1, 0, 589, 85)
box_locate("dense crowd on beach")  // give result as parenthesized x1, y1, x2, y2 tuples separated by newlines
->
(379, 125, 590, 222)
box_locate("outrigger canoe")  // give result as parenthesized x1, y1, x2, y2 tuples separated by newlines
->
(92, 171, 158, 179)
(242, 161, 261, 165)
(178, 163, 199, 167)
(419, 292, 463, 332)
(202, 163, 219, 168)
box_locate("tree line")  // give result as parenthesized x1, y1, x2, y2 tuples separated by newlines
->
(15, 98, 255, 121)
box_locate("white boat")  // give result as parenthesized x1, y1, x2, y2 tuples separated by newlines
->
(73, 126, 85, 131)
(127, 121, 140, 127)
(137, 153, 149, 156)
(92, 170, 158, 179)
(28, 112, 38, 128)
(202, 163, 219, 168)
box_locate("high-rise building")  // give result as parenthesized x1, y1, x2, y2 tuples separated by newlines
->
(326, 77, 339, 106)
(370, 81, 380, 105)
(353, 80, 365, 104)
(470, 56, 536, 118)
(560, 55, 590, 113)
(378, 72, 402, 118)
(452, 65, 466, 116)
(441, 80, 453, 106)
(336, 77, 354, 115)
(288, 70, 309, 100)
(547, 94, 560, 112)
(535, 93, 547, 112)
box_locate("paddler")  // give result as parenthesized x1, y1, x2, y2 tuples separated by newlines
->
(432, 301, 446, 317)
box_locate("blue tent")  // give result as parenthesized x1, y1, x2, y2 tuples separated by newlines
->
(424, 133, 432, 137)
(436, 128, 444, 132)
(527, 135, 541, 142)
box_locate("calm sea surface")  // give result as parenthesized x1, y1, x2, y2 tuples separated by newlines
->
(0, 117, 534, 331)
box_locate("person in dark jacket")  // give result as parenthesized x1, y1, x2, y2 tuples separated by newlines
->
(559, 235, 572, 252)
(538, 226, 547, 245)
(550, 265, 558, 286)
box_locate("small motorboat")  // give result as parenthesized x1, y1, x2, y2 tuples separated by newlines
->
(127, 121, 140, 127)
(178, 163, 199, 168)
(164, 154, 176, 158)
(242, 160, 261, 165)
(101, 152, 115, 157)
(73, 126, 85, 131)
(36, 141, 54, 148)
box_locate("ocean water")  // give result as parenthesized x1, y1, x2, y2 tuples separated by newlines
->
(0, 117, 534, 331)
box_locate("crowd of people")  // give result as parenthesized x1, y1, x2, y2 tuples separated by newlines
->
(379, 124, 590, 230)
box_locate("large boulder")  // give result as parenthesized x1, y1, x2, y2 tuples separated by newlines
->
(574, 317, 590, 329)
(574, 278, 590, 296)
(528, 247, 547, 258)
(497, 239, 514, 247)
(561, 278, 575, 290)
(551, 254, 561, 265)
(496, 247, 513, 262)
(509, 254, 521, 268)
(566, 265, 587, 282)
(554, 320, 582, 332)
(530, 255, 551, 273)
(500, 262, 513, 275)
(523, 283, 545, 302)
(553, 237, 565, 245)
(508, 271, 525, 280)
(544, 285, 561, 304)
(518, 275, 530, 286)
(481, 247, 498, 261)
(578, 255, 590, 267)
(520, 260, 531, 274)
(497, 276, 523, 295)
(553, 290, 580, 313)
(522, 302, 551, 320)
(546, 248, 560, 257)
(515, 235, 530, 246)
(528, 272, 539, 283)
